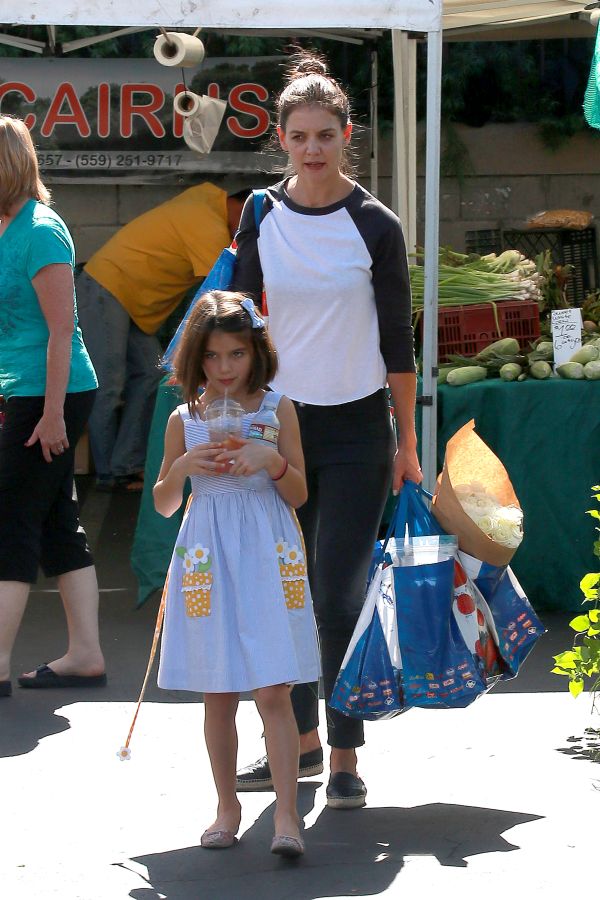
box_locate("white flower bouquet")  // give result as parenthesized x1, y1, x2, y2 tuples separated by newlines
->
(432, 419, 523, 565)
(453, 482, 523, 550)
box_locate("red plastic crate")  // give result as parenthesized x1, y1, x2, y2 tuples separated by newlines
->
(432, 299, 540, 362)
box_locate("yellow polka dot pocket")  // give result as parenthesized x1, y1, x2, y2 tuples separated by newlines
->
(177, 543, 213, 617)
(275, 539, 307, 610)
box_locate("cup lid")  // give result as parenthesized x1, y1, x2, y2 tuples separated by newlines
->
(204, 396, 246, 418)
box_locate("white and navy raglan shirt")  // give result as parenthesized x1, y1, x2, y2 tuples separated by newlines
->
(232, 178, 415, 406)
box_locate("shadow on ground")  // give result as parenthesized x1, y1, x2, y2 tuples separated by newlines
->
(1, 596, 577, 759)
(124, 784, 541, 899)
(0, 476, 579, 760)
(556, 727, 600, 764)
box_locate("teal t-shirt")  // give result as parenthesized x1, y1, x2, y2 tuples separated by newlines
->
(0, 199, 98, 398)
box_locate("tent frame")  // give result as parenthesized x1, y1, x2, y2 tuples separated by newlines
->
(10, 3, 593, 488)
(0, 11, 448, 491)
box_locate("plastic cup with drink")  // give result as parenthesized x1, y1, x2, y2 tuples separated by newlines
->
(204, 396, 246, 468)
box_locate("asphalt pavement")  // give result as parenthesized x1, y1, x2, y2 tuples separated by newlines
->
(1, 477, 598, 900)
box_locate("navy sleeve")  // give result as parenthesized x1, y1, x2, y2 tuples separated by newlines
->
(372, 219, 416, 374)
(347, 193, 415, 374)
(231, 195, 263, 303)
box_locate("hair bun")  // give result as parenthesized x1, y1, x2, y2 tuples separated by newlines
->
(285, 52, 329, 83)
(295, 57, 328, 78)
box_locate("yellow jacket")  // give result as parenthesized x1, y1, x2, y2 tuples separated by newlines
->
(85, 183, 230, 334)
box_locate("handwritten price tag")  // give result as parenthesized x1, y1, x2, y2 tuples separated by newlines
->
(551, 308, 583, 367)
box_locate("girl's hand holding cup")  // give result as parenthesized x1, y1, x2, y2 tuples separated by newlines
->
(180, 442, 230, 477)
(216, 439, 279, 478)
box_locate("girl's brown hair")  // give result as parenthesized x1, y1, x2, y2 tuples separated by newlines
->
(275, 51, 354, 175)
(173, 291, 278, 415)
(0, 115, 51, 216)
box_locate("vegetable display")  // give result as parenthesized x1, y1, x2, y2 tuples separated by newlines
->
(437, 333, 600, 385)
(414, 247, 600, 387)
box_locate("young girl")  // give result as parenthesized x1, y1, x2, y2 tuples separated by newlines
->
(154, 290, 320, 858)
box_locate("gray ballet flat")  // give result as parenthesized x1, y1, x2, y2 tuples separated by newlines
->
(270, 834, 305, 858)
(200, 829, 238, 849)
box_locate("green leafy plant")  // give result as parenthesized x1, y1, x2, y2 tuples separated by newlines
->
(552, 485, 600, 706)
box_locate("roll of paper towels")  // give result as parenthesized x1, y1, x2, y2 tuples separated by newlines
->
(153, 32, 205, 68)
(173, 91, 202, 118)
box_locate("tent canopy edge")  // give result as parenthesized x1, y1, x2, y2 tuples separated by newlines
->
(1, 2, 442, 32)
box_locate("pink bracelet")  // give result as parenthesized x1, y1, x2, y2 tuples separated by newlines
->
(271, 458, 289, 481)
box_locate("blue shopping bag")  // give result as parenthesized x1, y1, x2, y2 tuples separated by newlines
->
(329, 566, 404, 720)
(330, 482, 488, 719)
(162, 247, 236, 371)
(162, 190, 266, 371)
(367, 478, 445, 582)
(392, 556, 487, 709)
(457, 551, 545, 679)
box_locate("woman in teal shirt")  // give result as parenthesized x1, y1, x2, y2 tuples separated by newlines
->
(0, 115, 106, 697)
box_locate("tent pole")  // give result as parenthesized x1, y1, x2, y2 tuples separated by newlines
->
(391, 29, 408, 227)
(420, 27, 443, 493)
(370, 47, 378, 197)
(391, 31, 417, 249)
(406, 36, 417, 256)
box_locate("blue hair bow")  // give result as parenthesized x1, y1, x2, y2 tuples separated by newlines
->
(240, 297, 265, 329)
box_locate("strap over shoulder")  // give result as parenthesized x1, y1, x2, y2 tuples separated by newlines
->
(261, 389, 282, 412)
(177, 402, 191, 421)
(252, 189, 267, 232)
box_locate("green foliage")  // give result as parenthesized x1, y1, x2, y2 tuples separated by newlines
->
(537, 112, 588, 151)
(552, 486, 600, 709)
(440, 120, 475, 182)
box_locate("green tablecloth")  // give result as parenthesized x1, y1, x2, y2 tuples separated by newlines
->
(131, 377, 188, 606)
(132, 375, 600, 611)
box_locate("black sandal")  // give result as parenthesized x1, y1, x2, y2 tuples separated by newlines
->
(17, 664, 107, 689)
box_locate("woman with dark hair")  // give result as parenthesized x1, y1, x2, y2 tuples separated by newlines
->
(233, 53, 421, 807)
(0, 115, 105, 697)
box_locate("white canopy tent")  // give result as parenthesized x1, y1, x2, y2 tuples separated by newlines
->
(1, 1, 594, 487)
(0, 1, 591, 30)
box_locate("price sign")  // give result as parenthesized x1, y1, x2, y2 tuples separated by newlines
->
(551, 308, 583, 367)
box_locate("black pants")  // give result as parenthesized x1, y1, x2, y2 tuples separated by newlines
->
(291, 389, 396, 749)
(0, 391, 96, 583)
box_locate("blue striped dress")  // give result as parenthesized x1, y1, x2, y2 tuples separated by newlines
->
(157, 393, 321, 693)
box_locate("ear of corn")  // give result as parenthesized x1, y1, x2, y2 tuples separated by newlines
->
(475, 338, 521, 361)
(584, 360, 600, 380)
(556, 362, 585, 379)
(529, 360, 552, 379)
(528, 341, 554, 363)
(570, 345, 600, 364)
(446, 366, 488, 386)
(437, 365, 456, 384)
(499, 363, 522, 381)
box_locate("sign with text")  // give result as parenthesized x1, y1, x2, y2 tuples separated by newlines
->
(0, 57, 280, 176)
(551, 308, 583, 367)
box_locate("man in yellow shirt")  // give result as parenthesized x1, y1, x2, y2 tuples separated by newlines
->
(77, 183, 245, 491)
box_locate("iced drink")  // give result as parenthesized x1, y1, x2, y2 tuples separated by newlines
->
(204, 397, 245, 444)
